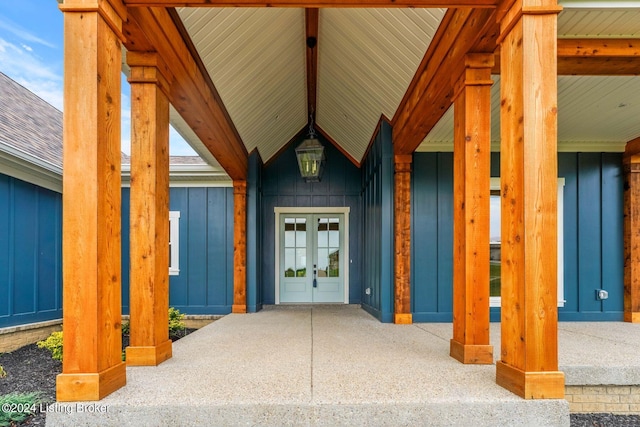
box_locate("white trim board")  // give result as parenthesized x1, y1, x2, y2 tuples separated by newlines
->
(274, 207, 351, 305)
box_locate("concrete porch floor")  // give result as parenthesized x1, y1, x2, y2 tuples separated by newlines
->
(46, 305, 640, 426)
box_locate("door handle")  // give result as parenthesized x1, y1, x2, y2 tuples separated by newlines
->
(313, 264, 317, 287)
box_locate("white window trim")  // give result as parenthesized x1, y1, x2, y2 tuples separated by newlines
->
(169, 211, 180, 276)
(274, 207, 350, 304)
(489, 178, 565, 308)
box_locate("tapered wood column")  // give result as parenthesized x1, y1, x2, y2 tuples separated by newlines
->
(394, 155, 412, 324)
(233, 180, 247, 313)
(495, 0, 565, 399)
(450, 54, 494, 365)
(125, 52, 173, 366)
(624, 138, 640, 323)
(56, 0, 127, 401)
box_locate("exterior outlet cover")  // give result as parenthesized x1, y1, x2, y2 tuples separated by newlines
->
(596, 289, 609, 300)
(365, 288, 371, 295)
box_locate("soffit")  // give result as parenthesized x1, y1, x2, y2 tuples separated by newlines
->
(175, 7, 444, 165)
(419, 7, 640, 152)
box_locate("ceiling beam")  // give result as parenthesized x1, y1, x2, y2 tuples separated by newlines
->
(493, 39, 640, 75)
(124, 7, 248, 180)
(123, 0, 497, 7)
(392, 7, 498, 155)
(305, 8, 319, 120)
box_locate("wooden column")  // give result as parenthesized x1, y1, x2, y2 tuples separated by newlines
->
(125, 52, 173, 366)
(233, 180, 247, 313)
(624, 138, 640, 323)
(450, 54, 494, 365)
(496, 0, 565, 399)
(394, 155, 412, 324)
(56, 0, 127, 401)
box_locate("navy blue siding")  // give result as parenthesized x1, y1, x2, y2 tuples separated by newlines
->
(0, 174, 62, 327)
(412, 152, 624, 321)
(261, 135, 362, 305)
(360, 122, 394, 322)
(247, 151, 263, 312)
(121, 186, 235, 315)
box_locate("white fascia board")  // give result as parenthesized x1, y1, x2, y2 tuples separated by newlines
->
(416, 140, 625, 153)
(0, 142, 62, 192)
(121, 163, 233, 187)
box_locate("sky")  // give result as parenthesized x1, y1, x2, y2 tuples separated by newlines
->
(0, 1, 197, 156)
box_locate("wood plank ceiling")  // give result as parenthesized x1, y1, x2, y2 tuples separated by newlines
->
(164, 3, 640, 171)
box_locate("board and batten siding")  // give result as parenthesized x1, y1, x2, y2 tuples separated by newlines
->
(260, 135, 362, 305)
(0, 173, 62, 327)
(121, 186, 235, 315)
(411, 152, 624, 322)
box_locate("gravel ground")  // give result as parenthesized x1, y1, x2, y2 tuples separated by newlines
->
(1, 334, 639, 426)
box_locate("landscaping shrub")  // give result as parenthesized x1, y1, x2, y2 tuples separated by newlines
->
(0, 392, 42, 427)
(36, 331, 63, 362)
(168, 307, 186, 336)
(0, 365, 6, 378)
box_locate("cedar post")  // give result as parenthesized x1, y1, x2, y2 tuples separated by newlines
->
(450, 54, 494, 365)
(56, 0, 127, 401)
(624, 137, 640, 323)
(495, 0, 565, 398)
(394, 155, 412, 324)
(233, 180, 247, 313)
(125, 52, 173, 366)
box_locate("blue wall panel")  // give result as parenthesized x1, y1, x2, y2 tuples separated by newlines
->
(0, 174, 62, 327)
(261, 135, 363, 306)
(412, 152, 624, 322)
(121, 186, 234, 316)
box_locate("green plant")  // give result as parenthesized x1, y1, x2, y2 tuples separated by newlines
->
(37, 331, 63, 361)
(168, 307, 185, 336)
(0, 365, 6, 378)
(0, 392, 42, 427)
(121, 320, 130, 335)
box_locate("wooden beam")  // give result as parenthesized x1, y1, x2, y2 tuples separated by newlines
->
(305, 8, 319, 118)
(124, 7, 249, 180)
(233, 181, 248, 313)
(394, 154, 412, 324)
(494, 39, 640, 75)
(624, 137, 640, 323)
(495, 0, 565, 399)
(450, 53, 494, 365)
(124, 0, 498, 7)
(125, 51, 173, 366)
(56, 0, 126, 401)
(392, 7, 498, 155)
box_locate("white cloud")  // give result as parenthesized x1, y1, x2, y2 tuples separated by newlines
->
(21, 43, 32, 52)
(0, 17, 56, 49)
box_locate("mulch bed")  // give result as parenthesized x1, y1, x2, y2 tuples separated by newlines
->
(0, 329, 195, 426)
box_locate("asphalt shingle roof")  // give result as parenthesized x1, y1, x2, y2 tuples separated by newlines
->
(0, 72, 63, 168)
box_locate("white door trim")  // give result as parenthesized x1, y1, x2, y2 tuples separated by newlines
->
(275, 207, 350, 304)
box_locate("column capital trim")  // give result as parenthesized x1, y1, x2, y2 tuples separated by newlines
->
(59, 1, 126, 42)
(394, 154, 413, 166)
(497, 4, 563, 46)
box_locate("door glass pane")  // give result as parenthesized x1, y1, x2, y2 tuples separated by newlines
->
(296, 218, 306, 247)
(285, 218, 295, 247)
(284, 248, 295, 277)
(329, 248, 339, 277)
(296, 248, 307, 277)
(490, 192, 501, 297)
(328, 218, 339, 247)
(317, 248, 328, 277)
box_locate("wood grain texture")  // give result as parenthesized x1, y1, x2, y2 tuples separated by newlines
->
(233, 180, 247, 314)
(392, 7, 497, 155)
(57, 1, 126, 401)
(450, 54, 493, 365)
(624, 139, 640, 323)
(125, 52, 173, 366)
(496, 361, 565, 399)
(394, 155, 412, 323)
(497, 0, 563, 398)
(125, 7, 248, 180)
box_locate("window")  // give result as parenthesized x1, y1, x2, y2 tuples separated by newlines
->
(169, 211, 180, 276)
(489, 178, 565, 307)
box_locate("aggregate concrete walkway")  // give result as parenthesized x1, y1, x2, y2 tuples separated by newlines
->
(51, 305, 640, 426)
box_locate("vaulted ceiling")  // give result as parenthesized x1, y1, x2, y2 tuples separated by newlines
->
(160, 2, 640, 174)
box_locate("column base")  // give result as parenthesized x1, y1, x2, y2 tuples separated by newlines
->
(624, 312, 640, 323)
(394, 313, 412, 324)
(496, 361, 565, 399)
(232, 304, 247, 314)
(56, 362, 126, 402)
(125, 339, 173, 366)
(450, 339, 493, 364)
